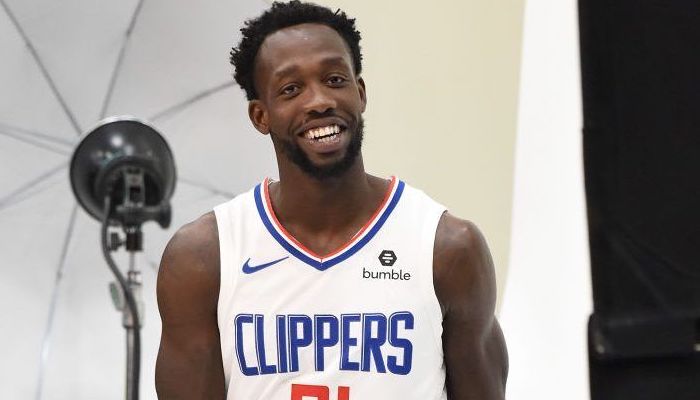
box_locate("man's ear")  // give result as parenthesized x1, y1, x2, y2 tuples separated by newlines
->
(357, 77, 367, 112)
(248, 100, 269, 135)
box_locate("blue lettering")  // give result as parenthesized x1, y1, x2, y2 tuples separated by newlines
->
(387, 312, 414, 375)
(235, 314, 258, 376)
(288, 315, 312, 372)
(340, 314, 361, 371)
(276, 315, 288, 373)
(314, 315, 339, 371)
(255, 315, 276, 374)
(233, 311, 415, 376)
(361, 313, 387, 373)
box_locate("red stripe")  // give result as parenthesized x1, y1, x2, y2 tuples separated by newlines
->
(263, 176, 397, 260)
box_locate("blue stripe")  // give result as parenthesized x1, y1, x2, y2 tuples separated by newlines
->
(254, 181, 405, 271)
(254, 184, 323, 269)
(321, 181, 404, 269)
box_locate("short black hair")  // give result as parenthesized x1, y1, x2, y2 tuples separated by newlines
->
(230, 0, 363, 101)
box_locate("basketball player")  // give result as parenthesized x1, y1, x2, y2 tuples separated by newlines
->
(155, 1, 507, 399)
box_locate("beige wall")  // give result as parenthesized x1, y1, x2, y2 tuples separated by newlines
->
(318, 0, 525, 306)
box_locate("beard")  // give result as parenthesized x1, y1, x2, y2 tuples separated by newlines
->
(274, 116, 364, 180)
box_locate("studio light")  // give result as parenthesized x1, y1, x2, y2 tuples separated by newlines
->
(69, 116, 176, 400)
(70, 116, 176, 230)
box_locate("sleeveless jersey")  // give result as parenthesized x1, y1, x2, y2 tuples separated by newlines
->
(214, 177, 447, 400)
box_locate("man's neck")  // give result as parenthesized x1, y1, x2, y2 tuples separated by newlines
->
(269, 159, 389, 253)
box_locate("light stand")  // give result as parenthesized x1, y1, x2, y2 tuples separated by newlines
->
(70, 116, 176, 400)
(101, 198, 143, 400)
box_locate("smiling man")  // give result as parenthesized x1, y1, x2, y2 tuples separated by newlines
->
(155, 1, 507, 399)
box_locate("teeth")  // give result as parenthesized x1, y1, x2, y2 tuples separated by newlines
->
(305, 124, 341, 139)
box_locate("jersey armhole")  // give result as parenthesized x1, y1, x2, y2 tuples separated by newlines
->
(214, 203, 237, 316)
(419, 203, 448, 357)
(213, 201, 239, 390)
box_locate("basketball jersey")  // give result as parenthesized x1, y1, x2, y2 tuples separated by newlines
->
(214, 177, 447, 400)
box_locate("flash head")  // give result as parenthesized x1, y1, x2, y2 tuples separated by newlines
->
(70, 116, 176, 228)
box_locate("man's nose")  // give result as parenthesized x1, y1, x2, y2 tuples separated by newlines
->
(304, 84, 336, 114)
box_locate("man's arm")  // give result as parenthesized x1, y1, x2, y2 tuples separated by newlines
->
(433, 213, 508, 400)
(155, 212, 226, 399)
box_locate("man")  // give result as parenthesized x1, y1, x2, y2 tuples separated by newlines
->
(155, 1, 507, 399)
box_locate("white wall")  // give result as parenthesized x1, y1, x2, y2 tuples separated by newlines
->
(321, 0, 525, 306)
(499, 0, 592, 399)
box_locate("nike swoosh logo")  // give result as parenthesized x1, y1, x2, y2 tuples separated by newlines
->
(242, 256, 289, 274)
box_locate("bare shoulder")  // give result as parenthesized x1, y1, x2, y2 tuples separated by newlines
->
(432, 212, 508, 399)
(157, 211, 220, 314)
(433, 212, 496, 316)
(156, 211, 226, 398)
(160, 211, 219, 276)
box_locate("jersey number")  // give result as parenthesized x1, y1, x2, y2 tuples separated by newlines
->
(291, 384, 350, 400)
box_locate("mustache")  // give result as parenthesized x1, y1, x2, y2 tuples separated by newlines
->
(307, 109, 339, 119)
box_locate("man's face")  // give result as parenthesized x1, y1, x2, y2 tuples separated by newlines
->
(249, 23, 367, 180)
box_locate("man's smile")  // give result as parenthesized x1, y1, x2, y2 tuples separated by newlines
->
(303, 124, 341, 140)
(290, 120, 352, 155)
(301, 124, 348, 153)
(296, 117, 348, 138)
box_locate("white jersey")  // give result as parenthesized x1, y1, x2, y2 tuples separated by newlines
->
(214, 177, 447, 400)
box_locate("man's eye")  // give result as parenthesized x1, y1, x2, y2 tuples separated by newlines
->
(327, 76, 347, 85)
(281, 85, 299, 95)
